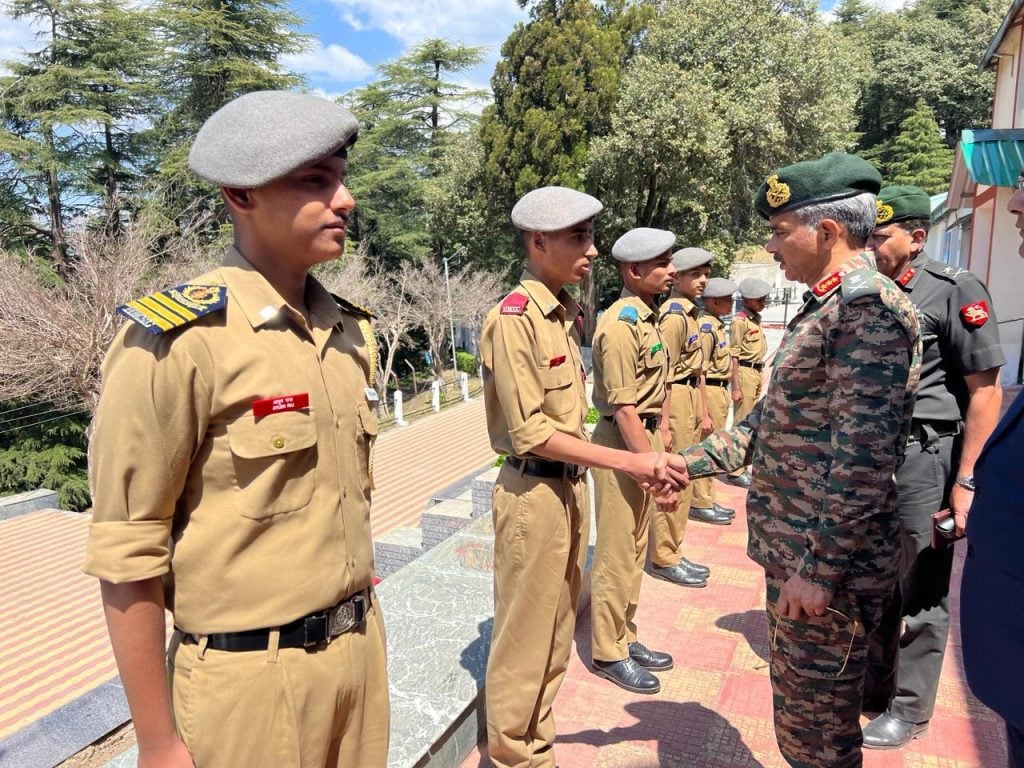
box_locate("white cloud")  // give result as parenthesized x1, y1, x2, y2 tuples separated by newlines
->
(0, 12, 41, 74)
(282, 41, 374, 83)
(327, 0, 527, 49)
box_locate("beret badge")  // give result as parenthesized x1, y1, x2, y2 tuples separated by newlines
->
(876, 200, 894, 224)
(765, 174, 791, 208)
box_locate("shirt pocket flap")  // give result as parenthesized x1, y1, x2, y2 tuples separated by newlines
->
(357, 401, 380, 436)
(540, 364, 574, 390)
(228, 410, 317, 459)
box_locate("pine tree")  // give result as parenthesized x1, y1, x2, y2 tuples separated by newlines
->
(880, 100, 954, 194)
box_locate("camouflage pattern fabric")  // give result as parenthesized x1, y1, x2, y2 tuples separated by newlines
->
(682, 253, 921, 766)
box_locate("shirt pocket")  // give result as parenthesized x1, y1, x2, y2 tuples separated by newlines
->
(227, 410, 317, 520)
(539, 363, 577, 416)
(356, 401, 379, 495)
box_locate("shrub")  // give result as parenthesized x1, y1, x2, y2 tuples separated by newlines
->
(456, 350, 479, 374)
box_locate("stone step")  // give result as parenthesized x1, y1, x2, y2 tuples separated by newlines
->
(421, 497, 475, 551)
(374, 527, 423, 579)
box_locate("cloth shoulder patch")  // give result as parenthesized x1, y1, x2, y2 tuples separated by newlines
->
(500, 292, 529, 315)
(961, 301, 990, 327)
(840, 269, 880, 303)
(700, 322, 713, 333)
(735, 311, 747, 319)
(618, 306, 639, 324)
(118, 284, 227, 335)
(668, 301, 684, 314)
(331, 293, 374, 319)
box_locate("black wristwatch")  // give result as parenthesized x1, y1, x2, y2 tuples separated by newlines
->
(955, 475, 976, 492)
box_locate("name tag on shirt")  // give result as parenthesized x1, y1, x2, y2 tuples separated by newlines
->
(365, 387, 380, 402)
(253, 393, 309, 419)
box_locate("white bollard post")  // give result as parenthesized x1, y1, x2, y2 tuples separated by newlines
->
(394, 390, 408, 426)
(431, 379, 441, 413)
(461, 372, 470, 401)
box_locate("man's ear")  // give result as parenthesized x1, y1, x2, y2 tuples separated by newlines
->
(817, 217, 841, 248)
(221, 187, 255, 213)
(910, 228, 928, 254)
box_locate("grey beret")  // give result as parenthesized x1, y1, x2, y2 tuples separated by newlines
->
(511, 186, 603, 232)
(672, 247, 714, 271)
(703, 277, 737, 299)
(739, 278, 772, 299)
(189, 91, 360, 188)
(611, 228, 675, 263)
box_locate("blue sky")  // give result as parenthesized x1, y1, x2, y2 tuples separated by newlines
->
(1, 0, 907, 100)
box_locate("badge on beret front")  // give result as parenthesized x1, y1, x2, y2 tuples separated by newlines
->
(118, 284, 227, 334)
(876, 200, 895, 224)
(766, 174, 791, 208)
(961, 301, 990, 327)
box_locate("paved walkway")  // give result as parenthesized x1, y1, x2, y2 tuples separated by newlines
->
(459, 478, 1008, 768)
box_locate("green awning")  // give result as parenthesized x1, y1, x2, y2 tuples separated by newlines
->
(961, 129, 1024, 187)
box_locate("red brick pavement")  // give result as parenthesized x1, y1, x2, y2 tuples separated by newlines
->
(461, 481, 1009, 768)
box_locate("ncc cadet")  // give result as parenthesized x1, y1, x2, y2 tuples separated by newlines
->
(862, 185, 1004, 748)
(84, 92, 389, 767)
(723, 277, 771, 489)
(589, 227, 680, 695)
(678, 153, 921, 767)
(688, 277, 737, 525)
(480, 190, 689, 768)
(651, 247, 714, 588)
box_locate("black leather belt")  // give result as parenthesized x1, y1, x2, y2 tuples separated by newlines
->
(506, 455, 585, 479)
(674, 376, 700, 387)
(738, 361, 764, 370)
(182, 591, 369, 652)
(602, 414, 659, 430)
(906, 419, 962, 446)
(705, 379, 730, 388)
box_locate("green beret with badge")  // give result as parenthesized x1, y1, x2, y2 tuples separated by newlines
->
(875, 185, 932, 225)
(754, 152, 882, 219)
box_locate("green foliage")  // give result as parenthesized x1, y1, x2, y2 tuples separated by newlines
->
(455, 350, 479, 374)
(866, 100, 953, 194)
(0, 404, 91, 511)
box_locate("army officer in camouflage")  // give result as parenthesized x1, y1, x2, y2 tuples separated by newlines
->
(679, 153, 921, 768)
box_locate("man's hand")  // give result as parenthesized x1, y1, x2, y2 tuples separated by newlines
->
(660, 425, 673, 452)
(950, 484, 974, 537)
(654, 487, 678, 512)
(701, 414, 713, 434)
(731, 387, 742, 404)
(627, 452, 689, 491)
(776, 573, 829, 619)
(138, 735, 195, 768)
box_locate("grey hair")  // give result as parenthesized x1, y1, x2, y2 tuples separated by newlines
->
(793, 192, 878, 243)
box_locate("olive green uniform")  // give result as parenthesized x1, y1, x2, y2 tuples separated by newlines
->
(653, 292, 703, 567)
(590, 290, 668, 662)
(691, 312, 731, 509)
(480, 271, 590, 768)
(84, 248, 389, 768)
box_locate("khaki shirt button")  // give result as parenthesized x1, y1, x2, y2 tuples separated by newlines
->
(272, 436, 286, 449)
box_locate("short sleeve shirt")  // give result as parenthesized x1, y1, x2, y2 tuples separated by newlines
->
(659, 292, 702, 381)
(592, 290, 668, 419)
(730, 310, 767, 365)
(480, 270, 588, 457)
(699, 313, 731, 380)
(84, 247, 378, 634)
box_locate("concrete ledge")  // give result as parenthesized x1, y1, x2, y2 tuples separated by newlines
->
(0, 489, 59, 520)
(471, 467, 499, 519)
(421, 496, 474, 551)
(375, 527, 424, 578)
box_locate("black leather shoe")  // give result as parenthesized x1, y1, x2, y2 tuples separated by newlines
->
(720, 471, 752, 489)
(628, 642, 673, 671)
(688, 506, 732, 525)
(862, 712, 929, 749)
(713, 503, 735, 518)
(651, 563, 707, 588)
(592, 657, 661, 693)
(680, 557, 710, 577)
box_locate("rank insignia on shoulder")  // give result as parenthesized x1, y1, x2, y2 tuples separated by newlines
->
(812, 272, 842, 298)
(960, 301, 990, 327)
(897, 267, 916, 287)
(500, 292, 529, 315)
(118, 284, 227, 334)
(700, 322, 713, 333)
(618, 306, 639, 324)
(841, 269, 880, 302)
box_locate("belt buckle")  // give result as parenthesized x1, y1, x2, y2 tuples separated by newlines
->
(303, 612, 329, 649)
(327, 593, 367, 639)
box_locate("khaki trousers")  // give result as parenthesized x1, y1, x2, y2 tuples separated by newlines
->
(486, 463, 589, 768)
(169, 591, 389, 768)
(735, 366, 762, 423)
(590, 419, 659, 662)
(651, 382, 701, 567)
(692, 384, 731, 508)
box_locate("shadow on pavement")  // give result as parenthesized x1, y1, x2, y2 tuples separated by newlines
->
(716, 609, 770, 664)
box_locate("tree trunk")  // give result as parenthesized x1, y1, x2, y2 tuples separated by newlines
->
(45, 133, 68, 275)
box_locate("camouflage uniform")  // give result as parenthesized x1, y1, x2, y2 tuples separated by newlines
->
(681, 253, 921, 768)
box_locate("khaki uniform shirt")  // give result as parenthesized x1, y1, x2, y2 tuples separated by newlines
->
(699, 312, 731, 380)
(84, 247, 378, 634)
(481, 270, 588, 456)
(592, 290, 668, 419)
(730, 309, 767, 365)
(658, 292, 702, 382)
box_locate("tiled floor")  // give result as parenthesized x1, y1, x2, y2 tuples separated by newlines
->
(460, 481, 1009, 768)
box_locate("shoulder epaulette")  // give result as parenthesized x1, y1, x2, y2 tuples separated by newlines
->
(331, 293, 374, 319)
(735, 311, 747, 319)
(924, 261, 969, 283)
(811, 271, 842, 299)
(841, 268, 881, 303)
(700, 321, 713, 333)
(118, 284, 227, 335)
(618, 306, 639, 325)
(500, 292, 529, 316)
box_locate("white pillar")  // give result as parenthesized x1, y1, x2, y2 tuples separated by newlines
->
(394, 390, 408, 427)
(460, 372, 470, 401)
(431, 379, 441, 412)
